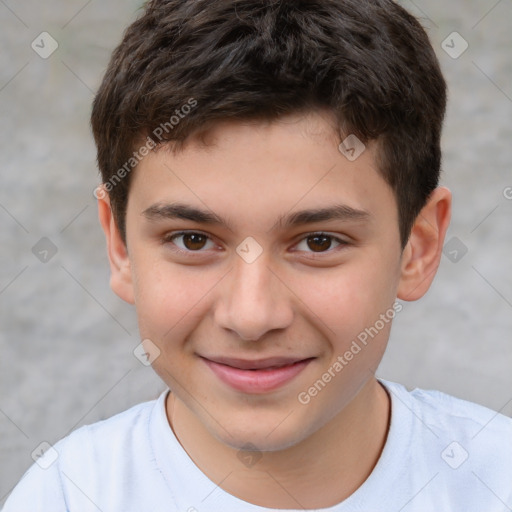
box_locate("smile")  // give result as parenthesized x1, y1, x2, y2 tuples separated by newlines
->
(200, 356, 315, 394)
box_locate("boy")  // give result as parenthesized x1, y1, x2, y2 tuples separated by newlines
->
(3, 0, 511, 510)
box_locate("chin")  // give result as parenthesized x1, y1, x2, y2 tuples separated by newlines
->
(208, 413, 312, 453)
(222, 432, 305, 453)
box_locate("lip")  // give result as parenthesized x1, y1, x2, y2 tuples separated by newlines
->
(200, 355, 315, 394)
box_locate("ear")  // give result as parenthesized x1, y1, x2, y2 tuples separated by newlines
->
(97, 187, 135, 305)
(397, 186, 452, 301)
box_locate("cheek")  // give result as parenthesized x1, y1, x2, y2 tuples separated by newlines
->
(132, 256, 216, 342)
(131, 242, 400, 349)
(288, 255, 399, 340)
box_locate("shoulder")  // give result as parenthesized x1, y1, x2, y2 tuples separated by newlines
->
(380, 379, 512, 505)
(406, 381, 511, 439)
(2, 393, 166, 511)
(56, 393, 164, 476)
(382, 379, 512, 438)
(69, 393, 158, 443)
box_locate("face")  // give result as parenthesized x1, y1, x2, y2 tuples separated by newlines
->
(114, 111, 406, 451)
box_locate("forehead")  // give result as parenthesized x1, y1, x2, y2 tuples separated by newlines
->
(128, 112, 397, 232)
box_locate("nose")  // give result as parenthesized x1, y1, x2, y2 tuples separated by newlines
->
(214, 254, 294, 341)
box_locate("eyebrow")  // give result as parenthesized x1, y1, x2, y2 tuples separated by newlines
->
(141, 202, 371, 231)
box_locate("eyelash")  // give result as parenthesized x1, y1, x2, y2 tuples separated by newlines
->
(161, 230, 349, 258)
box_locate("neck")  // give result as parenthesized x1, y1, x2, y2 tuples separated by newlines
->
(166, 378, 390, 509)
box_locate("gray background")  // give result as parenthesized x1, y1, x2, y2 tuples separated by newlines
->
(0, 0, 511, 504)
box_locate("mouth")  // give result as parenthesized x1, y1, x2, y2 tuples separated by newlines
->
(199, 355, 316, 394)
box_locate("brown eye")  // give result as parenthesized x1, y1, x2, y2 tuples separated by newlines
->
(295, 232, 347, 255)
(164, 231, 215, 253)
(306, 234, 334, 252)
(180, 233, 208, 250)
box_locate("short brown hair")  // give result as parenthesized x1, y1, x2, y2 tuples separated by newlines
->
(91, 0, 447, 248)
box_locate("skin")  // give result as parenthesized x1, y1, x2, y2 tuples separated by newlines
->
(98, 110, 451, 509)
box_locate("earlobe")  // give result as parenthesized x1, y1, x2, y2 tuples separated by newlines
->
(397, 187, 452, 301)
(97, 188, 135, 305)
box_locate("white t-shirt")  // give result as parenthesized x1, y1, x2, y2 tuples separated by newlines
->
(3, 379, 512, 511)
